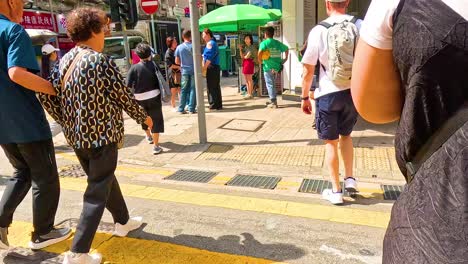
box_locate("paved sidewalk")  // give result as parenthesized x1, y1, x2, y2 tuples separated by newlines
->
(49, 76, 403, 185)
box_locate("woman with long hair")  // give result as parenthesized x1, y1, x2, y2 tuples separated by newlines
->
(238, 34, 256, 99)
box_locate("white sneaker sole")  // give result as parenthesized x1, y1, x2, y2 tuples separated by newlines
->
(113, 217, 143, 237)
(28, 231, 72, 250)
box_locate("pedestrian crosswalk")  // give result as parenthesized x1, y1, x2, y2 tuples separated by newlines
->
(1, 174, 390, 263)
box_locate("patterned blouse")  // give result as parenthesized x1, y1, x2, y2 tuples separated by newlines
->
(40, 46, 147, 149)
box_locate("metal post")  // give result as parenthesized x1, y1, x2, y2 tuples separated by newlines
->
(122, 21, 131, 69)
(189, 0, 207, 144)
(151, 14, 158, 53)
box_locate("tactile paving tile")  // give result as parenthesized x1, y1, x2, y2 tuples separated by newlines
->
(164, 170, 218, 183)
(226, 175, 281, 189)
(381, 184, 405, 200)
(59, 164, 86, 178)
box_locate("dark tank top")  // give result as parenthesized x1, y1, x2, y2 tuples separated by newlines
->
(392, 0, 468, 179)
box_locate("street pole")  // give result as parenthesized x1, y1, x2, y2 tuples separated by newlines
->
(189, 0, 207, 144)
(151, 14, 158, 54)
(122, 21, 131, 69)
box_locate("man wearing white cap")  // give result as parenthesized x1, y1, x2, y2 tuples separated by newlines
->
(301, 0, 362, 205)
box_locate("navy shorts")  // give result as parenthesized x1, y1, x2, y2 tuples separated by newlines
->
(315, 90, 358, 140)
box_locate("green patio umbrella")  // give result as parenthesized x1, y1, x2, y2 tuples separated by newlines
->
(199, 4, 282, 32)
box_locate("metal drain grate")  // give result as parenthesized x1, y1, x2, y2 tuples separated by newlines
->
(298, 179, 353, 196)
(299, 179, 332, 194)
(59, 164, 87, 178)
(382, 185, 404, 200)
(226, 175, 281, 189)
(164, 170, 218, 183)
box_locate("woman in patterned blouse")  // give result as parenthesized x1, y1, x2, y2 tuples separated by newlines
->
(40, 8, 152, 264)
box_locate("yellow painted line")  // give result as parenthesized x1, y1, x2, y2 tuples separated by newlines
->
(276, 181, 301, 187)
(8, 221, 283, 264)
(210, 176, 233, 182)
(59, 177, 390, 229)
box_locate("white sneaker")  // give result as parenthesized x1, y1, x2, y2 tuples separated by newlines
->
(63, 252, 102, 264)
(322, 189, 344, 205)
(344, 177, 358, 193)
(113, 216, 143, 237)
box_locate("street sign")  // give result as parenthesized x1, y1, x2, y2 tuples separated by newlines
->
(173, 6, 185, 17)
(141, 0, 159, 15)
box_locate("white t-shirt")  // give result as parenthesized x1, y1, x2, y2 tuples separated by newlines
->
(360, 0, 468, 50)
(302, 15, 362, 99)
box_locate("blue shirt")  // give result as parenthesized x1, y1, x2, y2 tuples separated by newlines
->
(203, 39, 219, 66)
(0, 15, 51, 144)
(174, 42, 194, 75)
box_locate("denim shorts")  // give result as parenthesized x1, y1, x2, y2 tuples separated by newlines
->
(315, 90, 358, 140)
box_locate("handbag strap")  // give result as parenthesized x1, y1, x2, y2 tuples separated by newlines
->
(62, 49, 88, 87)
(406, 102, 468, 183)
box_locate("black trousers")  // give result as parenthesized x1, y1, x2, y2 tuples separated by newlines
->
(71, 143, 129, 253)
(206, 65, 223, 110)
(0, 139, 60, 235)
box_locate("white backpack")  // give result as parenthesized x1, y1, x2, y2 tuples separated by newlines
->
(318, 17, 359, 88)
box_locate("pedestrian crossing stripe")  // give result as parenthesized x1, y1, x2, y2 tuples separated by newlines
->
(58, 177, 390, 229)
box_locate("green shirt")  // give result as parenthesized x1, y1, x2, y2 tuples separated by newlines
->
(259, 38, 288, 71)
(242, 45, 257, 61)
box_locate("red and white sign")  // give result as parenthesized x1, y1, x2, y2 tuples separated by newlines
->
(141, 0, 159, 15)
(21, 11, 57, 32)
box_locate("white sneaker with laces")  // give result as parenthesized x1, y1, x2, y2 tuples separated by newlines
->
(113, 216, 143, 237)
(344, 177, 358, 193)
(63, 252, 102, 264)
(322, 189, 344, 205)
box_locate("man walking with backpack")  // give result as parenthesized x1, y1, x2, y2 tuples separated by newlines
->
(301, 0, 361, 205)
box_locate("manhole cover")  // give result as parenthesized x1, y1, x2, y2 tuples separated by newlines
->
(381, 184, 404, 200)
(220, 119, 266, 132)
(226, 175, 281, 189)
(164, 170, 218, 183)
(59, 164, 86, 178)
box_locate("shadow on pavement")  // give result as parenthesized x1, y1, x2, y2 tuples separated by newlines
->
(137, 227, 306, 262)
(122, 134, 145, 149)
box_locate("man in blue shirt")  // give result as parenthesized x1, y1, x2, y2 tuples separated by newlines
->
(202, 28, 223, 110)
(175, 29, 197, 114)
(0, 0, 71, 250)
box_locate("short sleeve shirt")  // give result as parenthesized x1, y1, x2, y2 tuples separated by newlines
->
(242, 45, 257, 61)
(0, 15, 51, 144)
(203, 39, 220, 65)
(175, 42, 194, 75)
(259, 38, 288, 72)
(302, 15, 362, 98)
(360, 0, 468, 50)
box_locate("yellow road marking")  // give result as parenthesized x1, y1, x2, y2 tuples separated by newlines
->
(276, 181, 301, 187)
(8, 221, 284, 264)
(59, 177, 390, 229)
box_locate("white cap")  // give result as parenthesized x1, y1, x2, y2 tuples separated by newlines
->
(41, 44, 59, 55)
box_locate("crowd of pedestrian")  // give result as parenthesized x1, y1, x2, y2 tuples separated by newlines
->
(0, 0, 466, 263)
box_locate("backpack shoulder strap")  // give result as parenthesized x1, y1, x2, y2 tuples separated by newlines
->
(318, 21, 332, 29)
(62, 49, 88, 87)
(350, 16, 358, 24)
